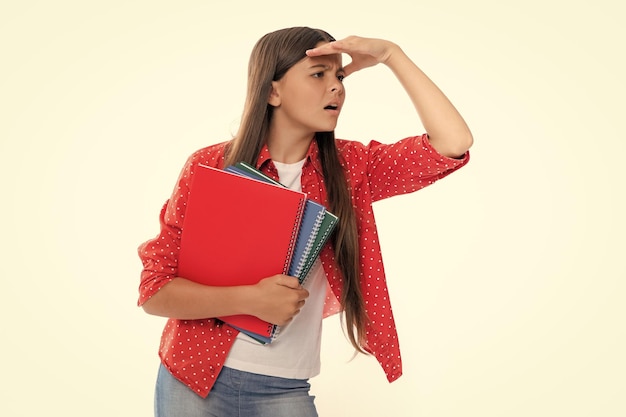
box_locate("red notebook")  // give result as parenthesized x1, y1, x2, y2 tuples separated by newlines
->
(178, 164, 306, 339)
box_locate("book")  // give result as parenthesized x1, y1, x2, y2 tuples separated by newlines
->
(223, 161, 339, 342)
(177, 163, 307, 341)
(224, 165, 271, 184)
(225, 162, 338, 284)
(294, 209, 338, 284)
(225, 162, 283, 186)
(287, 199, 326, 279)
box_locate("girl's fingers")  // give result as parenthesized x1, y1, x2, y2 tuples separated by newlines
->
(306, 41, 342, 57)
(307, 37, 392, 75)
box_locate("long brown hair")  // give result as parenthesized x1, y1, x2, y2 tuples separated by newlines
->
(224, 27, 368, 352)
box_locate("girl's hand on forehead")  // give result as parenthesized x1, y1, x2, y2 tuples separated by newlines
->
(306, 35, 399, 77)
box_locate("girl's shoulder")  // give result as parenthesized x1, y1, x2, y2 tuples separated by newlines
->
(185, 139, 232, 169)
(334, 137, 368, 154)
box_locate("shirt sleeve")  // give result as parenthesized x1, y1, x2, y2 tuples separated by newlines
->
(136, 155, 195, 306)
(362, 133, 469, 202)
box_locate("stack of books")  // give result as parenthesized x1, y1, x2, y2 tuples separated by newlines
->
(177, 161, 338, 343)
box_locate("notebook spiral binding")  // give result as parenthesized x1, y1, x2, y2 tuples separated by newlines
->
(270, 325, 279, 339)
(299, 213, 338, 286)
(294, 208, 326, 282)
(282, 197, 306, 276)
(243, 190, 307, 342)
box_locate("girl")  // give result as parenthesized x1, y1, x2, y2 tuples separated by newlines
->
(138, 26, 472, 417)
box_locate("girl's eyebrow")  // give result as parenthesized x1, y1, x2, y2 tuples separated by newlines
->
(308, 63, 346, 73)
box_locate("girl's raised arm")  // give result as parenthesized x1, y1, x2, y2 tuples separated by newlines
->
(307, 36, 473, 158)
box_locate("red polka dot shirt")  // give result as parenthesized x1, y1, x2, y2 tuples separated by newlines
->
(138, 133, 469, 397)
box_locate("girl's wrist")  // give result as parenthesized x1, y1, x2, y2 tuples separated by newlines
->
(381, 42, 404, 66)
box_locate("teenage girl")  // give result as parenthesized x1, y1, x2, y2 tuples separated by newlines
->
(138, 26, 472, 417)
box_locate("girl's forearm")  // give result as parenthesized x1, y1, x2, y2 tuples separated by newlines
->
(141, 277, 256, 320)
(385, 44, 473, 157)
(141, 275, 308, 326)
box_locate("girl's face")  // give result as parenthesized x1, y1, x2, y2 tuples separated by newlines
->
(269, 45, 345, 137)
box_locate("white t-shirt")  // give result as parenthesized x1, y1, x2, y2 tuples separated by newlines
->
(223, 159, 327, 379)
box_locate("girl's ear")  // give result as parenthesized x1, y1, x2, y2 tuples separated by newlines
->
(268, 81, 281, 107)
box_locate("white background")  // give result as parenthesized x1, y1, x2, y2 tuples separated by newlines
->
(2, 1, 624, 416)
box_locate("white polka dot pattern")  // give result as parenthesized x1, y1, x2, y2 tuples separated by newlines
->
(137, 134, 469, 398)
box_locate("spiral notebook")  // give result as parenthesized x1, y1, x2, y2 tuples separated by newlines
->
(225, 162, 338, 284)
(287, 199, 327, 279)
(293, 208, 338, 283)
(178, 164, 307, 341)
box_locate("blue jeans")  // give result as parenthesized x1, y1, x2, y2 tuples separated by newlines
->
(155, 364, 319, 417)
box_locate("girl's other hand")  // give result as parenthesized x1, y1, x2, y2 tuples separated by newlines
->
(249, 274, 309, 326)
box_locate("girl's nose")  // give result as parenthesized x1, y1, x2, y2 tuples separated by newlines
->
(331, 83, 344, 94)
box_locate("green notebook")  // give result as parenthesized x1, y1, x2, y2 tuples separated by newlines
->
(295, 209, 338, 284)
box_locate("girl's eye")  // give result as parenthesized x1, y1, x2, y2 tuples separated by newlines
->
(337, 74, 345, 82)
(312, 72, 324, 78)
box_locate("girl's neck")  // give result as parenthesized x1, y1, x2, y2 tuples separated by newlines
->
(266, 124, 314, 164)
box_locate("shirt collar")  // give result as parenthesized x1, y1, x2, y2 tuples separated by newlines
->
(256, 139, 324, 175)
